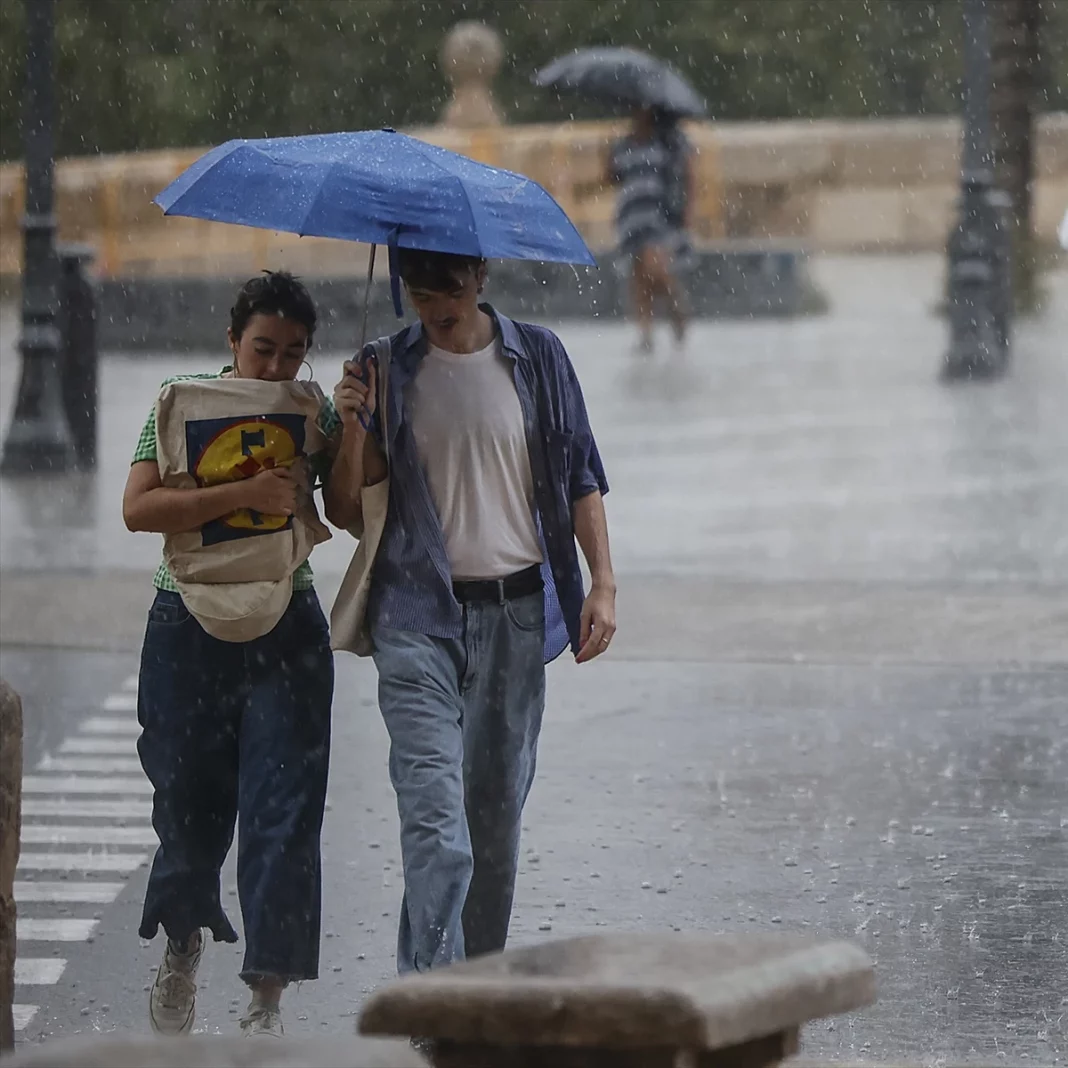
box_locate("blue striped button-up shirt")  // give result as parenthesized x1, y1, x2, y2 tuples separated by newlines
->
(366, 306, 609, 663)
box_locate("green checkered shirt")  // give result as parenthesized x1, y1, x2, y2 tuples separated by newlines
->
(132, 370, 341, 592)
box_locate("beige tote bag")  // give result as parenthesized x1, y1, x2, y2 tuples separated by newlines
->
(330, 337, 391, 657)
(154, 377, 332, 642)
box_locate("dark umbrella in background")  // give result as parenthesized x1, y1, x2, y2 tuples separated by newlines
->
(533, 47, 707, 118)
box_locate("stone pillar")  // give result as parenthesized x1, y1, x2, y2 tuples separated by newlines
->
(0, 678, 23, 1052)
(440, 21, 504, 129)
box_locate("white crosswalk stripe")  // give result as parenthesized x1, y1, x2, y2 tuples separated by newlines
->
(22, 774, 153, 795)
(13, 1005, 38, 1030)
(21, 798, 152, 819)
(37, 754, 144, 774)
(21, 824, 159, 846)
(82, 716, 141, 735)
(60, 736, 138, 754)
(102, 692, 137, 713)
(16, 851, 149, 873)
(15, 678, 155, 1033)
(18, 918, 99, 942)
(15, 959, 67, 985)
(14, 881, 125, 904)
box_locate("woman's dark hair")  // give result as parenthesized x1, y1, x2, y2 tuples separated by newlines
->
(230, 270, 317, 342)
(396, 248, 485, 294)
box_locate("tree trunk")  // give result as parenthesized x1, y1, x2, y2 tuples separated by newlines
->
(989, 0, 1040, 312)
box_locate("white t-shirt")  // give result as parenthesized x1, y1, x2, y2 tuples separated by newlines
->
(409, 335, 544, 581)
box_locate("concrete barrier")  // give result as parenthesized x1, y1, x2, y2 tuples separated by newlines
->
(359, 932, 875, 1067)
(90, 242, 812, 352)
(1, 1035, 426, 1067)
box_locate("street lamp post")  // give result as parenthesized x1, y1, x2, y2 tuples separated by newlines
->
(943, 0, 1012, 381)
(1, 0, 74, 474)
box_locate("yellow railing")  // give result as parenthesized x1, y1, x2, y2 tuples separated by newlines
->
(0, 120, 723, 279)
(1, 114, 1065, 277)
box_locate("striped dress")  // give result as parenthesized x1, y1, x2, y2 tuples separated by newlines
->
(608, 128, 692, 257)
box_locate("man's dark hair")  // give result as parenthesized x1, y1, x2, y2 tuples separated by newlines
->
(396, 248, 485, 294)
(230, 270, 317, 342)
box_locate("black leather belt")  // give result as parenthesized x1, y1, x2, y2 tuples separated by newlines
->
(452, 564, 543, 605)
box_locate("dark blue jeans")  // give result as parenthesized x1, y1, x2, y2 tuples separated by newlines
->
(137, 588, 333, 983)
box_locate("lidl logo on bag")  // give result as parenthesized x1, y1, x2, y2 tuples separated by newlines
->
(185, 413, 306, 546)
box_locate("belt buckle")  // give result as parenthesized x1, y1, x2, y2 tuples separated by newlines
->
(496, 578, 506, 605)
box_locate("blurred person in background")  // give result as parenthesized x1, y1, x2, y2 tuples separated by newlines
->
(122, 271, 358, 1039)
(607, 105, 695, 355)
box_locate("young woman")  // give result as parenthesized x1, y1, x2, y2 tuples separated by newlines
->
(123, 270, 361, 1038)
(607, 106, 695, 354)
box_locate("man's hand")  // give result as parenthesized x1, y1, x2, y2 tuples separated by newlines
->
(575, 582, 616, 664)
(334, 359, 376, 430)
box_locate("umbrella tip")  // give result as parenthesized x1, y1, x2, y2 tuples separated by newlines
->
(381, 126, 397, 134)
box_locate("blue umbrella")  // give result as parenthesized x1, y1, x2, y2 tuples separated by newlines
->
(154, 128, 596, 320)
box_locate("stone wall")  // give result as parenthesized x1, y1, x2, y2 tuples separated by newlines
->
(1, 114, 1065, 280)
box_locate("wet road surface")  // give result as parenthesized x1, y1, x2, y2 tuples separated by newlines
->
(2, 255, 1067, 1062)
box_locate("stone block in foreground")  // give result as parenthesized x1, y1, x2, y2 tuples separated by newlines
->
(1, 1034, 427, 1068)
(359, 932, 875, 1066)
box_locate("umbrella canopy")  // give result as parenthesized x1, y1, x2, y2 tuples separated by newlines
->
(533, 47, 707, 119)
(154, 129, 595, 267)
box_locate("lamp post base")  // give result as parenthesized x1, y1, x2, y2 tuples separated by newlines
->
(942, 172, 1011, 382)
(1, 327, 75, 476)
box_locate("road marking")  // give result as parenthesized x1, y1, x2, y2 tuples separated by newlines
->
(21, 798, 152, 819)
(22, 774, 152, 795)
(10, 677, 154, 1035)
(13, 1005, 38, 1030)
(16, 851, 148, 873)
(14, 881, 125, 904)
(15, 959, 67, 985)
(17, 917, 99, 942)
(37, 754, 143, 774)
(82, 716, 141, 735)
(21, 825, 159, 847)
(103, 692, 137, 713)
(60, 737, 136, 755)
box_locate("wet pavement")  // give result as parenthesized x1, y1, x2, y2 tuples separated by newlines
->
(3, 255, 1068, 587)
(2, 254, 1067, 1062)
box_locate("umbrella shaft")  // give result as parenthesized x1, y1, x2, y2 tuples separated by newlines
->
(360, 243, 377, 352)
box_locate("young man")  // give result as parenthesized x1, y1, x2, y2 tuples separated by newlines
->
(330, 248, 615, 973)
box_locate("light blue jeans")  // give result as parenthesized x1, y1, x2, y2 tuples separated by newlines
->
(372, 591, 546, 974)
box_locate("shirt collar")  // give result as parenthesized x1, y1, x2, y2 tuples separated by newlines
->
(393, 303, 527, 375)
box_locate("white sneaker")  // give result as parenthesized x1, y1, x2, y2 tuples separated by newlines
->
(149, 930, 203, 1035)
(240, 1004, 284, 1038)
